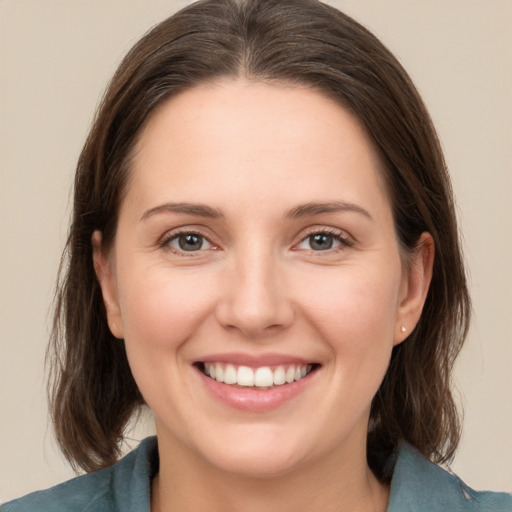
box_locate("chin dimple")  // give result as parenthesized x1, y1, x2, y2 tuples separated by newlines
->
(201, 362, 314, 388)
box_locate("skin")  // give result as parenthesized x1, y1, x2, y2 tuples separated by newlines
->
(93, 79, 433, 512)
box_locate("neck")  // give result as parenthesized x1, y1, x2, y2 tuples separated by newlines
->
(151, 427, 389, 512)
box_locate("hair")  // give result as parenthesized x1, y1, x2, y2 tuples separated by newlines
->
(48, 0, 470, 477)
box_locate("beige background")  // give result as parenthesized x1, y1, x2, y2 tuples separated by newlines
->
(1, 0, 511, 502)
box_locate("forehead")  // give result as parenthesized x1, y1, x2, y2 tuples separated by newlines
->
(126, 78, 390, 216)
(136, 78, 378, 158)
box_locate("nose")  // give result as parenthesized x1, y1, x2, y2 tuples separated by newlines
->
(215, 247, 295, 339)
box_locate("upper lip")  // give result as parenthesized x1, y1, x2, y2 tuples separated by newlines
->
(195, 352, 318, 368)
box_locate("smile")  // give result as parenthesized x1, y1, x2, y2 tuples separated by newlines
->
(200, 363, 315, 388)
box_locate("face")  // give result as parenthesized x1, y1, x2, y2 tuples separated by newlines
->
(94, 79, 432, 478)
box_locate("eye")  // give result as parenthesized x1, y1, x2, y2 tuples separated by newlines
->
(165, 232, 213, 252)
(295, 230, 352, 252)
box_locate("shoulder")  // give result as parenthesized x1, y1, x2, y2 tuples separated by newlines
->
(388, 443, 512, 512)
(1, 437, 158, 512)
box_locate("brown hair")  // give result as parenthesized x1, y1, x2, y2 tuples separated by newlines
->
(48, 0, 470, 475)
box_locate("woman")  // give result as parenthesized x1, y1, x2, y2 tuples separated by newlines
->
(3, 0, 511, 510)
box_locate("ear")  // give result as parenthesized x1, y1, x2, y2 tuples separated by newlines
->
(394, 232, 434, 345)
(92, 230, 124, 339)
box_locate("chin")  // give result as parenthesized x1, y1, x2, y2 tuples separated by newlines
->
(186, 423, 326, 479)
(203, 445, 307, 479)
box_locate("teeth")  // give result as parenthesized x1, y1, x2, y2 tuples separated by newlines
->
(215, 364, 224, 383)
(202, 363, 313, 388)
(285, 366, 295, 383)
(224, 364, 237, 385)
(254, 367, 273, 387)
(237, 366, 254, 386)
(273, 366, 286, 385)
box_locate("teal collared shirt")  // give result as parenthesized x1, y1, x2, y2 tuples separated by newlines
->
(3, 437, 511, 511)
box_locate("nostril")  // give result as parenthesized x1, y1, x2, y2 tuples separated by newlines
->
(214, 298, 295, 338)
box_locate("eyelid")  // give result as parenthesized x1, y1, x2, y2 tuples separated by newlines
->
(293, 226, 355, 251)
(157, 224, 354, 255)
(158, 226, 219, 254)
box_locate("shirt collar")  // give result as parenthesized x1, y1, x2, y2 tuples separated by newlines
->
(387, 442, 478, 511)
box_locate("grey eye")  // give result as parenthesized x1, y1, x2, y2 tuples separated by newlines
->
(168, 233, 211, 252)
(308, 234, 335, 251)
(179, 234, 203, 251)
(296, 232, 346, 252)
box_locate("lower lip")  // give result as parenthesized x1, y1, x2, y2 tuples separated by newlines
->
(196, 367, 317, 412)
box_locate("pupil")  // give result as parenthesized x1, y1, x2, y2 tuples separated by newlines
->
(311, 234, 333, 250)
(178, 234, 202, 251)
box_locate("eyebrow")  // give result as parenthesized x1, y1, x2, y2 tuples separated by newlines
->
(285, 201, 373, 220)
(140, 200, 372, 222)
(140, 202, 224, 221)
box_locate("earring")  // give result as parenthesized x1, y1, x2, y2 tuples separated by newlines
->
(400, 326, 406, 334)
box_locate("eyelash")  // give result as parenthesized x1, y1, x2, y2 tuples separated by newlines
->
(295, 227, 354, 253)
(158, 227, 354, 255)
(159, 229, 216, 256)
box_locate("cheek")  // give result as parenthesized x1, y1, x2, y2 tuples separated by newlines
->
(292, 259, 402, 410)
(116, 267, 219, 415)
(308, 265, 402, 408)
(117, 267, 217, 357)
(297, 263, 402, 347)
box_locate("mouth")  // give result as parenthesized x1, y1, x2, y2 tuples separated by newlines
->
(195, 362, 319, 389)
